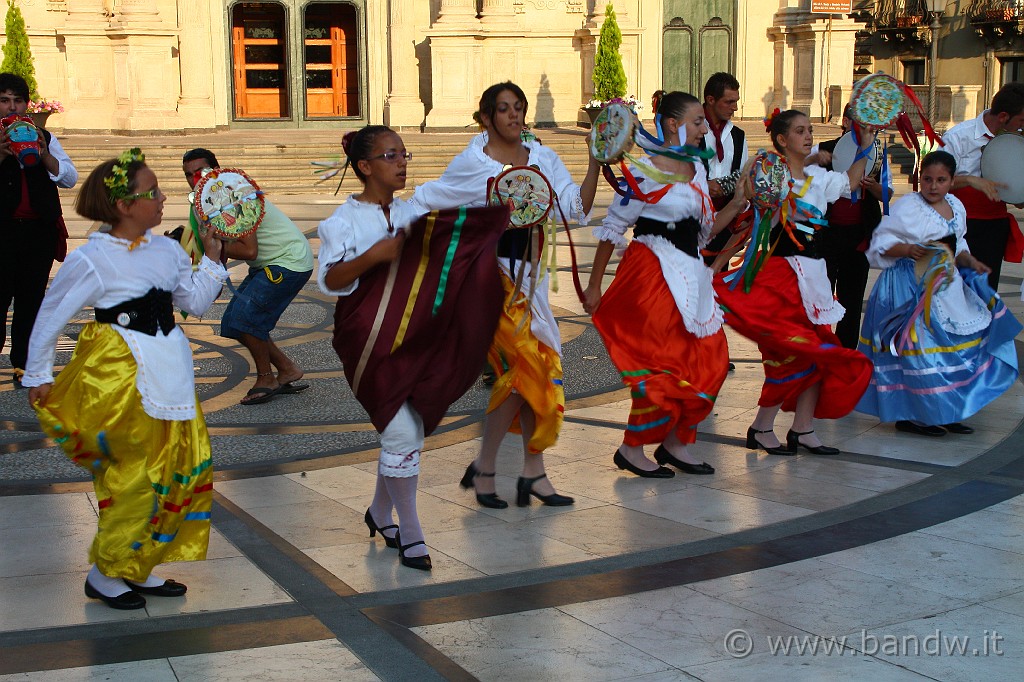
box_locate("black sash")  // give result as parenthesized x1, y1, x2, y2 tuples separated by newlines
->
(634, 216, 701, 258)
(95, 288, 175, 336)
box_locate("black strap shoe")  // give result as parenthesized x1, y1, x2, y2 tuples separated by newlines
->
(613, 449, 674, 478)
(786, 430, 840, 455)
(653, 445, 714, 474)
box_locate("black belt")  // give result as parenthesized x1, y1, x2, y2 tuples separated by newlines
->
(496, 229, 534, 261)
(771, 222, 820, 259)
(634, 216, 700, 258)
(95, 288, 175, 336)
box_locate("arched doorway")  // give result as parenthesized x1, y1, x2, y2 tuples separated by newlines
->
(662, 1, 735, 97)
(230, 1, 363, 124)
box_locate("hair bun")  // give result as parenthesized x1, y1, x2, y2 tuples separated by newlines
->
(651, 90, 666, 115)
(763, 107, 781, 133)
(341, 131, 358, 157)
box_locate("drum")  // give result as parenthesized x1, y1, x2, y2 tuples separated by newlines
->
(831, 131, 881, 176)
(749, 151, 791, 211)
(192, 168, 265, 240)
(487, 165, 554, 228)
(980, 132, 1024, 204)
(1, 114, 39, 167)
(589, 102, 636, 164)
(849, 73, 906, 130)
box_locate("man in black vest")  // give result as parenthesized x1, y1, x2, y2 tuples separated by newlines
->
(811, 105, 891, 349)
(700, 72, 748, 267)
(0, 73, 77, 386)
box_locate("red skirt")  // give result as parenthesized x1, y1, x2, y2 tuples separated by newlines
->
(593, 243, 728, 445)
(714, 257, 871, 418)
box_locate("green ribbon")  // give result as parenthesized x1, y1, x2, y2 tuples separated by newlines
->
(432, 206, 467, 316)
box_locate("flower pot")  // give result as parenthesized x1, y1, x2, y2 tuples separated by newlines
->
(29, 112, 51, 129)
(584, 106, 603, 125)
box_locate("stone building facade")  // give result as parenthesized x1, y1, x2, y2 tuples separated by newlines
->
(8, 0, 1007, 133)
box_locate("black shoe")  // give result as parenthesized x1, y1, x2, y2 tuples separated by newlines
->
(786, 430, 840, 456)
(124, 578, 187, 597)
(613, 449, 675, 478)
(399, 540, 432, 571)
(653, 445, 714, 474)
(943, 422, 974, 435)
(85, 580, 146, 610)
(895, 420, 947, 437)
(516, 474, 574, 507)
(459, 462, 509, 509)
(364, 509, 399, 548)
(728, 362, 736, 372)
(745, 427, 795, 455)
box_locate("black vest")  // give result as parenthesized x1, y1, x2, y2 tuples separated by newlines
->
(0, 128, 62, 224)
(699, 126, 746, 176)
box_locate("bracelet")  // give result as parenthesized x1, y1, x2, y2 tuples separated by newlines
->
(256, 371, 274, 377)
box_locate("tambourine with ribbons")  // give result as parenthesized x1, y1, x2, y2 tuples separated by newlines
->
(192, 168, 266, 240)
(1, 114, 40, 167)
(849, 72, 943, 197)
(486, 164, 585, 303)
(874, 243, 956, 356)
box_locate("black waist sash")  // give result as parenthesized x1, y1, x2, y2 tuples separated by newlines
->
(633, 216, 701, 258)
(95, 288, 175, 336)
(771, 222, 820, 259)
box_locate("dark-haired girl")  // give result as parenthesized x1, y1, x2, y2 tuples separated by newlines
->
(318, 126, 506, 570)
(584, 91, 748, 477)
(408, 81, 601, 508)
(23, 150, 227, 609)
(856, 150, 1021, 437)
(713, 110, 874, 456)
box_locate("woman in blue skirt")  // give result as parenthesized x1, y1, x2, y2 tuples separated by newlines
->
(856, 151, 1021, 436)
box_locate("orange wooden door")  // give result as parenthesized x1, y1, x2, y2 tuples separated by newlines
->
(231, 4, 289, 119)
(304, 4, 359, 118)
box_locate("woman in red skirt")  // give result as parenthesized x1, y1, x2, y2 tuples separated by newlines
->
(712, 110, 874, 455)
(584, 91, 748, 477)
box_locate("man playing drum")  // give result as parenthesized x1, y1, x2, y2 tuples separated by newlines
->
(182, 148, 313, 404)
(942, 82, 1024, 290)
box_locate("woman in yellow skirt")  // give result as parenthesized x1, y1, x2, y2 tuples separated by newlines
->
(22, 149, 227, 609)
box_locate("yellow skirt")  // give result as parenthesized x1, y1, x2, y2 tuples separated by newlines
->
(34, 323, 212, 581)
(487, 275, 564, 454)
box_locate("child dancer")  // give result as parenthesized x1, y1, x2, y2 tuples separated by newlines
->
(584, 91, 748, 477)
(856, 150, 1021, 435)
(713, 110, 874, 455)
(23, 150, 227, 609)
(318, 126, 506, 570)
(408, 82, 600, 508)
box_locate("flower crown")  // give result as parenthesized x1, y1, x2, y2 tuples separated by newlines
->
(104, 148, 146, 202)
(763, 107, 781, 133)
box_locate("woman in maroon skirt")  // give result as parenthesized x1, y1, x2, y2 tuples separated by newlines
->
(713, 110, 874, 456)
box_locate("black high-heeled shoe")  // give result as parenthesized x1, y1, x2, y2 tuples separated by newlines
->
(786, 429, 840, 455)
(459, 462, 509, 509)
(364, 508, 399, 549)
(515, 474, 574, 507)
(399, 540, 432, 571)
(746, 427, 795, 456)
(613, 449, 674, 478)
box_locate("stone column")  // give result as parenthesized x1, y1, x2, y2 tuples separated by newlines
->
(176, 0, 216, 128)
(480, 0, 514, 26)
(113, 0, 160, 26)
(65, 0, 109, 26)
(384, 0, 425, 128)
(437, 0, 477, 23)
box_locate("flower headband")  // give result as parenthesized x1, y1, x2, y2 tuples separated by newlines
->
(104, 148, 146, 202)
(763, 108, 781, 133)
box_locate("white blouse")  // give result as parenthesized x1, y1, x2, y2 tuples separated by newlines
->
(596, 160, 722, 337)
(404, 132, 588, 354)
(23, 231, 227, 420)
(785, 166, 851, 325)
(867, 192, 988, 337)
(316, 195, 419, 297)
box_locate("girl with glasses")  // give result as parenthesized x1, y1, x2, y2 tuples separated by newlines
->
(22, 150, 228, 609)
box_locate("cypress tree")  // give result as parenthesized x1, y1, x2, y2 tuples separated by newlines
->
(1, 0, 38, 100)
(593, 3, 627, 102)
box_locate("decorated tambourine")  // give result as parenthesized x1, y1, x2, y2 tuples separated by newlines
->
(486, 165, 554, 229)
(832, 131, 881, 177)
(589, 103, 636, 164)
(849, 73, 906, 130)
(1, 114, 39, 167)
(192, 168, 265, 240)
(981, 132, 1024, 204)
(750, 151, 791, 211)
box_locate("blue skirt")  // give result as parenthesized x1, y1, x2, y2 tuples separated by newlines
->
(856, 259, 1021, 424)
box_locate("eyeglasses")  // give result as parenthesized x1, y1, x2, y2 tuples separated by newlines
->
(368, 151, 413, 163)
(124, 188, 160, 200)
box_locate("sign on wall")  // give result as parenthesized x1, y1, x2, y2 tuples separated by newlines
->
(811, 0, 853, 13)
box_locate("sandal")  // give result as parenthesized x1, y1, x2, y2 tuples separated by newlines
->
(278, 381, 310, 394)
(240, 386, 280, 405)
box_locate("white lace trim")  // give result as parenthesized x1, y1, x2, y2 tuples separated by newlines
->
(785, 256, 846, 325)
(379, 448, 420, 478)
(931, 271, 992, 336)
(592, 224, 628, 248)
(633, 235, 724, 338)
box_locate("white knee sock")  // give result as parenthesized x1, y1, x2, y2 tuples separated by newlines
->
(368, 475, 397, 540)
(383, 474, 427, 557)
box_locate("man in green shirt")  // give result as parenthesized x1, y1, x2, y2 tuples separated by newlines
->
(183, 149, 314, 404)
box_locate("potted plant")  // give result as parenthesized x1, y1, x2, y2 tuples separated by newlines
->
(27, 97, 63, 128)
(1, 0, 40, 101)
(585, 3, 628, 124)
